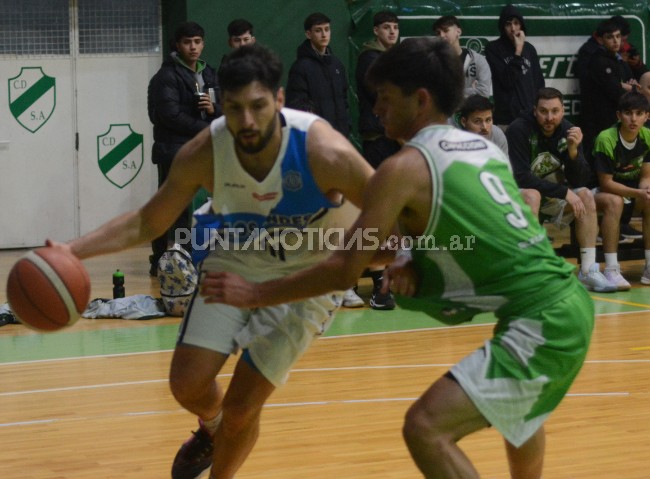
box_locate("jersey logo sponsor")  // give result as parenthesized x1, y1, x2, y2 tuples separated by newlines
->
(282, 170, 303, 191)
(224, 182, 246, 189)
(252, 191, 278, 201)
(439, 139, 487, 151)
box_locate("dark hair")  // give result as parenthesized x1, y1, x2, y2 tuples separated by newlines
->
(459, 94, 494, 119)
(374, 11, 399, 26)
(618, 90, 650, 112)
(432, 15, 460, 32)
(366, 37, 463, 117)
(174, 21, 204, 43)
(535, 87, 563, 104)
(228, 19, 254, 37)
(595, 19, 621, 37)
(218, 44, 283, 94)
(304, 12, 330, 31)
(610, 15, 631, 36)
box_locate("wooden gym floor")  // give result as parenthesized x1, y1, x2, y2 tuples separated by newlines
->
(0, 238, 649, 478)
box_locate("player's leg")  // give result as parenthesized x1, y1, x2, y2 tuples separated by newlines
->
(208, 353, 276, 479)
(572, 187, 598, 248)
(169, 344, 227, 420)
(595, 191, 630, 290)
(573, 188, 616, 291)
(169, 345, 229, 479)
(169, 297, 250, 479)
(636, 194, 650, 283)
(504, 426, 545, 479)
(402, 374, 490, 478)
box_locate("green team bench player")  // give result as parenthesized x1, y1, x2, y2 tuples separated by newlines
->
(592, 89, 650, 284)
(203, 38, 594, 479)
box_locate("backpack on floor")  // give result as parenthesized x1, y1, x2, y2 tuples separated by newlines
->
(157, 244, 198, 316)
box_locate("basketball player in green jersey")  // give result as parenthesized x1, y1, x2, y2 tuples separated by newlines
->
(203, 38, 594, 479)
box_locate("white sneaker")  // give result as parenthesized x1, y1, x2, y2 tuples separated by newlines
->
(342, 288, 364, 308)
(641, 265, 650, 285)
(578, 263, 617, 293)
(603, 265, 631, 291)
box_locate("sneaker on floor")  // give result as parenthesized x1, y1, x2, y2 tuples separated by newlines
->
(369, 286, 396, 310)
(578, 263, 617, 293)
(342, 288, 364, 308)
(620, 224, 643, 239)
(171, 420, 214, 479)
(603, 265, 631, 291)
(641, 266, 650, 285)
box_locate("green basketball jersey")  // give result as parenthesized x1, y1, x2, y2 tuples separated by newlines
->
(396, 125, 576, 324)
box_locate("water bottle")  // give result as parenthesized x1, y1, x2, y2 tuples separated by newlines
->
(112, 269, 125, 299)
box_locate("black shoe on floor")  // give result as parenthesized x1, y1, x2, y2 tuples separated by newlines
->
(171, 420, 214, 479)
(369, 286, 396, 311)
(620, 224, 643, 239)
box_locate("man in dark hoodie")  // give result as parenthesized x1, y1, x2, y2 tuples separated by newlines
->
(147, 21, 221, 275)
(507, 87, 622, 292)
(580, 18, 637, 161)
(486, 4, 545, 127)
(286, 12, 351, 137)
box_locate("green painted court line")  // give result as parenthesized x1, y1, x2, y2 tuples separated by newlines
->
(0, 290, 648, 364)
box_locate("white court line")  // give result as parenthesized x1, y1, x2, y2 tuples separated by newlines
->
(0, 360, 645, 398)
(0, 392, 631, 429)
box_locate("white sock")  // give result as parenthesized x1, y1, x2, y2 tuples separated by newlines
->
(645, 250, 650, 265)
(604, 253, 618, 269)
(580, 248, 596, 274)
(202, 411, 223, 436)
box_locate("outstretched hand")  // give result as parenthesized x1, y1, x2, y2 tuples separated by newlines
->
(201, 271, 261, 307)
(44, 239, 74, 255)
(381, 255, 419, 297)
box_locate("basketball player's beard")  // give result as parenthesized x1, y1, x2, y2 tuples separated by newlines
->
(234, 116, 278, 155)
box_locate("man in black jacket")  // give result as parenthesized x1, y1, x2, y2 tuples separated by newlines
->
(285, 12, 351, 137)
(147, 21, 221, 275)
(579, 18, 637, 162)
(486, 4, 545, 127)
(507, 87, 621, 292)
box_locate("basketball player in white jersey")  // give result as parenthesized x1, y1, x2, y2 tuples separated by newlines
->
(49, 45, 374, 479)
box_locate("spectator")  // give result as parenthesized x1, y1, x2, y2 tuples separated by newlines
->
(486, 4, 545, 127)
(433, 15, 492, 99)
(355, 9, 401, 310)
(592, 90, 650, 285)
(147, 21, 221, 276)
(611, 15, 647, 81)
(458, 94, 508, 154)
(286, 12, 351, 137)
(579, 18, 637, 160)
(227, 19, 255, 49)
(507, 87, 621, 291)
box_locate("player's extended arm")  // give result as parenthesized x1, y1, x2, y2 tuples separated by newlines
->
(201, 149, 419, 308)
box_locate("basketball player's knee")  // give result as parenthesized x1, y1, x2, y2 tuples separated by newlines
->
(403, 402, 442, 446)
(169, 372, 208, 407)
(600, 193, 624, 215)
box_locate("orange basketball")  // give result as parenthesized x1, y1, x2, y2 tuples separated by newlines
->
(6, 247, 91, 331)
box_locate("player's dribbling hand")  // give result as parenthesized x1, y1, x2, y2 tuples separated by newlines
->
(381, 255, 419, 297)
(44, 239, 74, 255)
(201, 271, 260, 307)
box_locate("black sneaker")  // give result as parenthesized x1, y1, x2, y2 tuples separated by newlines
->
(369, 286, 396, 311)
(620, 224, 643, 239)
(171, 420, 214, 479)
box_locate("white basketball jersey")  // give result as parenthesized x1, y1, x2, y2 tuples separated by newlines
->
(195, 108, 349, 280)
